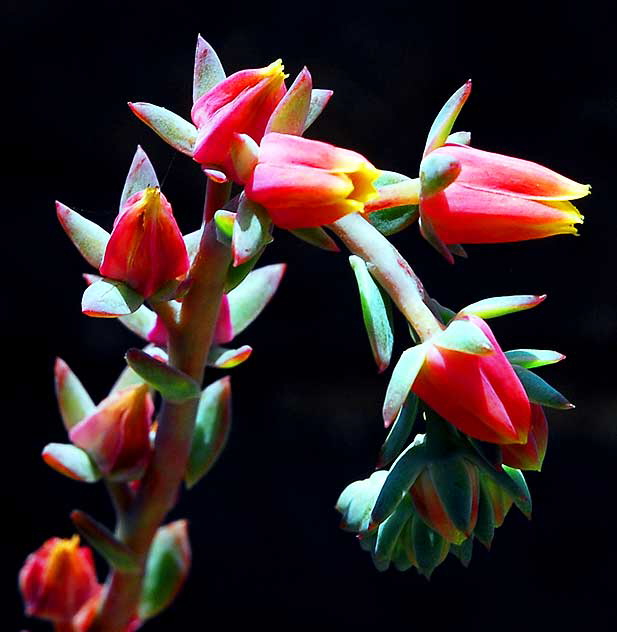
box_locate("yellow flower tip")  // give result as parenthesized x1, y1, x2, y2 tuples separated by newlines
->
(349, 164, 382, 206)
(263, 59, 287, 80)
(47, 536, 81, 576)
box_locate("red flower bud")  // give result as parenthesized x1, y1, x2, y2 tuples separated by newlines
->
(191, 60, 287, 182)
(501, 403, 548, 471)
(413, 315, 531, 444)
(69, 383, 154, 481)
(246, 132, 380, 229)
(420, 143, 589, 244)
(19, 536, 100, 623)
(100, 188, 189, 298)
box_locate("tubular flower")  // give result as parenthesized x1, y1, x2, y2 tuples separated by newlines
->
(19, 536, 100, 623)
(191, 60, 287, 181)
(100, 187, 189, 298)
(413, 315, 531, 444)
(245, 132, 381, 229)
(501, 403, 548, 471)
(420, 143, 589, 244)
(69, 383, 154, 481)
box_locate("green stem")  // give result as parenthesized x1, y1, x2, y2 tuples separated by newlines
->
(90, 180, 231, 632)
(330, 213, 442, 341)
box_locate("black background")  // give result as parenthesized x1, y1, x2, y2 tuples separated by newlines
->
(5, 1, 617, 630)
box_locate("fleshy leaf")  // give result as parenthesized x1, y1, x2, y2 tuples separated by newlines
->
(117, 305, 158, 341)
(459, 295, 546, 319)
(129, 103, 197, 156)
(71, 510, 140, 572)
(54, 358, 95, 431)
(186, 377, 232, 488)
(230, 134, 259, 183)
(505, 349, 565, 369)
(231, 194, 273, 267)
(502, 466, 532, 519)
(289, 227, 340, 251)
(474, 482, 496, 549)
(420, 151, 461, 198)
(513, 365, 573, 410)
(423, 80, 472, 157)
(450, 536, 474, 567)
(56, 202, 110, 269)
(207, 345, 253, 369)
(266, 67, 312, 135)
(193, 35, 225, 103)
(110, 345, 167, 394)
(82, 278, 144, 318)
(434, 319, 494, 355)
(120, 146, 160, 211)
(378, 392, 418, 468)
(411, 514, 449, 578)
(42, 443, 101, 483)
(125, 348, 200, 402)
(374, 494, 414, 564)
(303, 89, 333, 132)
(367, 205, 419, 236)
(224, 249, 264, 293)
(430, 459, 477, 534)
(349, 255, 394, 372)
(336, 471, 388, 533)
(383, 345, 427, 427)
(428, 298, 456, 325)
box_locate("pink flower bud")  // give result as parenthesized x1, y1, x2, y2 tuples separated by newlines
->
(245, 132, 381, 229)
(501, 404, 548, 471)
(191, 60, 287, 182)
(420, 143, 589, 244)
(413, 315, 531, 444)
(99, 188, 189, 298)
(19, 536, 100, 623)
(69, 383, 154, 481)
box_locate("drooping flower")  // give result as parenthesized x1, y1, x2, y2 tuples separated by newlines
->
(99, 187, 189, 298)
(19, 536, 100, 623)
(419, 143, 589, 244)
(191, 60, 287, 181)
(245, 132, 380, 229)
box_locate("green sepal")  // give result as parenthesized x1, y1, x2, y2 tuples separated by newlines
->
(420, 151, 462, 198)
(411, 514, 449, 578)
(371, 435, 428, 525)
(266, 67, 312, 135)
(214, 210, 236, 246)
(474, 481, 496, 549)
(377, 392, 419, 468)
(56, 202, 110, 269)
(382, 344, 427, 427)
(224, 248, 264, 293)
(139, 521, 191, 620)
(513, 365, 573, 410)
(427, 298, 456, 325)
(185, 377, 232, 488)
(335, 470, 388, 533)
(71, 510, 140, 573)
(207, 345, 252, 369)
(419, 214, 454, 264)
(505, 349, 565, 369)
(502, 466, 532, 519)
(349, 255, 394, 373)
(120, 146, 160, 211)
(459, 294, 546, 319)
(374, 493, 414, 565)
(303, 89, 333, 132)
(82, 278, 144, 318)
(231, 194, 273, 267)
(450, 536, 474, 567)
(125, 348, 200, 402)
(423, 80, 472, 157)
(367, 204, 419, 236)
(193, 34, 225, 103)
(129, 102, 197, 156)
(54, 358, 95, 431)
(227, 264, 286, 336)
(110, 345, 165, 394)
(391, 518, 416, 571)
(289, 227, 340, 252)
(434, 319, 494, 355)
(42, 443, 101, 483)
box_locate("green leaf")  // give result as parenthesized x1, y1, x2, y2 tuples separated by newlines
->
(419, 151, 461, 198)
(266, 67, 312, 135)
(129, 102, 197, 156)
(450, 536, 474, 567)
(224, 248, 264, 293)
(349, 255, 394, 373)
(474, 483, 495, 550)
(56, 202, 110, 269)
(54, 358, 95, 431)
(513, 365, 573, 410)
(231, 194, 273, 267)
(42, 443, 101, 483)
(336, 470, 388, 533)
(120, 146, 160, 210)
(382, 345, 427, 427)
(411, 515, 449, 578)
(505, 349, 565, 369)
(374, 493, 414, 564)
(139, 521, 191, 620)
(303, 89, 333, 131)
(502, 466, 532, 519)
(459, 294, 546, 319)
(207, 345, 253, 369)
(378, 392, 418, 468)
(289, 227, 340, 251)
(125, 348, 200, 402)
(431, 458, 478, 535)
(434, 319, 494, 355)
(227, 264, 286, 336)
(110, 345, 167, 394)
(82, 278, 144, 318)
(192, 34, 225, 103)
(371, 436, 428, 525)
(423, 80, 472, 157)
(185, 378, 232, 488)
(427, 298, 456, 325)
(367, 204, 419, 236)
(71, 510, 140, 572)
